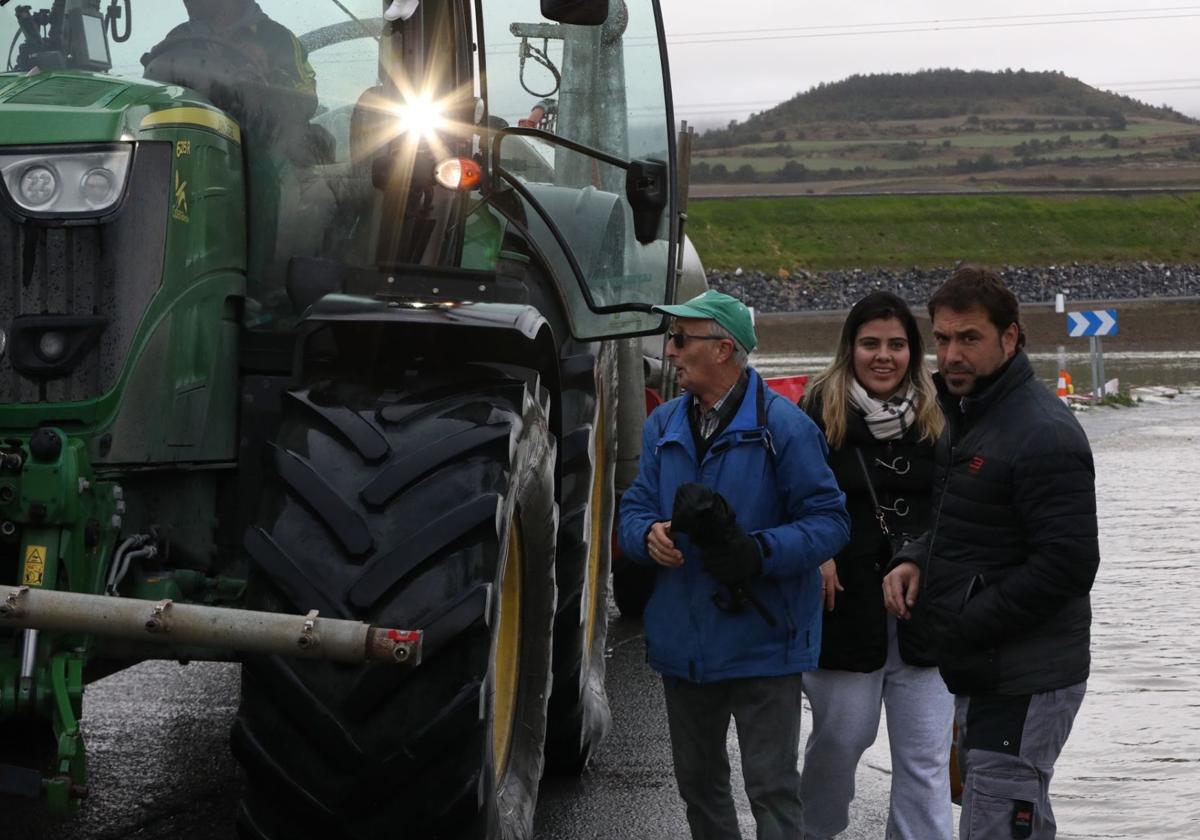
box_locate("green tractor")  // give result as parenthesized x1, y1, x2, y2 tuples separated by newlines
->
(0, 0, 688, 835)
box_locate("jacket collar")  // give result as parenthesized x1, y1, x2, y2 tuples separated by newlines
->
(936, 350, 1034, 420)
(661, 368, 770, 457)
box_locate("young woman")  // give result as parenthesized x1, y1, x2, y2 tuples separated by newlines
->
(798, 291, 953, 840)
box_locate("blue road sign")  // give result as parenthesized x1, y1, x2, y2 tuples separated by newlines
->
(1067, 310, 1118, 338)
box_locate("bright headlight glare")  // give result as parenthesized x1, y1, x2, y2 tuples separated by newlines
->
(394, 96, 445, 139)
(0, 146, 133, 215)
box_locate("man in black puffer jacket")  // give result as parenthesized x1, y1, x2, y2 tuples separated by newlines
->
(883, 266, 1099, 840)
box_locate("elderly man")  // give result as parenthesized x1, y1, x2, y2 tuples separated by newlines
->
(619, 290, 850, 840)
(884, 266, 1099, 840)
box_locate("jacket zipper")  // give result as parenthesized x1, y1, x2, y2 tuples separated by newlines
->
(921, 418, 955, 590)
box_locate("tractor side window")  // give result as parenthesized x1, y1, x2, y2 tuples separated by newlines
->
(480, 0, 676, 340)
(496, 132, 668, 338)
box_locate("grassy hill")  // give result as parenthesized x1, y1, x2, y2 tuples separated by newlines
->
(690, 69, 1200, 192)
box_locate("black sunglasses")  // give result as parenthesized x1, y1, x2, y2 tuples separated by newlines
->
(667, 331, 728, 349)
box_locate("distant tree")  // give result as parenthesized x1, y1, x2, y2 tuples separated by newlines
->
(773, 129, 788, 141)
(734, 164, 758, 183)
(776, 160, 808, 181)
(885, 142, 922, 161)
(710, 163, 729, 181)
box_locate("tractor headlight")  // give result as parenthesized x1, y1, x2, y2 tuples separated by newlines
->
(19, 166, 59, 207)
(0, 145, 133, 218)
(37, 331, 68, 362)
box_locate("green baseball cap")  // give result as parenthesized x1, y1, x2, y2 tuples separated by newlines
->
(654, 289, 758, 353)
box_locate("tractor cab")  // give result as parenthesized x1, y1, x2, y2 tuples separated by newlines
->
(1, 0, 678, 336)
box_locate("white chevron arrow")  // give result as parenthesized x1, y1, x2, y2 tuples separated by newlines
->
(1067, 312, 1089, 337)
(1095, 310, 1117, 335)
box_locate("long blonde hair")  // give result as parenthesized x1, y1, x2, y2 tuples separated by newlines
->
(803, 292, 944, 449)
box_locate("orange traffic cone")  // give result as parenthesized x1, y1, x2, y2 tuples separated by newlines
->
(1056, 370, 1069, 404)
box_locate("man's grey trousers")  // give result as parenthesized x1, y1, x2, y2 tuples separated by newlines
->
(662, 673, 805, 840)
(956, 682, 1087, 840)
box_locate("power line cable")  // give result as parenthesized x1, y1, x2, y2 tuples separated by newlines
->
(654, 5, 1200, 41)
(662, 13, 1200, 47)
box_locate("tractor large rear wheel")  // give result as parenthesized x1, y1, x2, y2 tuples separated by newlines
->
(544, 342, 615, 772)
(233, 369, 556, 840)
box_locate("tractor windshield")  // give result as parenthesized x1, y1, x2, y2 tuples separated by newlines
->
(2, 3, 383, 126)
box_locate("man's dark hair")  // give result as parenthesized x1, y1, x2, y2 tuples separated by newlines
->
(927, 264, 1026, 348)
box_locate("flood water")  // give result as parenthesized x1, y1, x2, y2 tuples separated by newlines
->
(752, 322, 1200, 838)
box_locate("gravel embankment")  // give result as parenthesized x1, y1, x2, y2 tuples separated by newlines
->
(707, 263, 1200, 312)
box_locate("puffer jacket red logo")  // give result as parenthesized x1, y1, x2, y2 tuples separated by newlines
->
(968, 455, 985, 474)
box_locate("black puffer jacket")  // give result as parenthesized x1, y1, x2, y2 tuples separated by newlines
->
(895, 351, 1099, 696)
(806, 397, 938, 671)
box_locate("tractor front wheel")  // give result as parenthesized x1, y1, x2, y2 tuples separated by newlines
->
(233, 369, 556, 840)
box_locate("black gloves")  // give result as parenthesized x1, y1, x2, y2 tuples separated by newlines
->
(670, 482, 763, 584)
(671, 482, 775, 626)
(703, 532, 762, 585)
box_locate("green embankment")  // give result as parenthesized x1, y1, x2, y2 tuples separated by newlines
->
(687, 194, 1200, 272)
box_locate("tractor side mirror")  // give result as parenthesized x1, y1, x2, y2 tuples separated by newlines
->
(541, 0, 609, 25)
(625, 159, 668, 245)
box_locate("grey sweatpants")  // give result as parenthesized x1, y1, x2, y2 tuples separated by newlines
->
(662, 672, 805, 840)
(799, 619, 955, 839)
(956, 682, 1087, 840)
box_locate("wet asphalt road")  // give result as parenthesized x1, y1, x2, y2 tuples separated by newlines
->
(9, 605, 901, 840)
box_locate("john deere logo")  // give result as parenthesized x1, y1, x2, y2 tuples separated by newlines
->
(173, 170, 189, 223)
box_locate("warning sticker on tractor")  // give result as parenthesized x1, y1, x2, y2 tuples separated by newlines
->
(23, 545, 47, 586)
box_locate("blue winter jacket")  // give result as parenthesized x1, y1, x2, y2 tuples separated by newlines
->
(618, 369, 850, 682)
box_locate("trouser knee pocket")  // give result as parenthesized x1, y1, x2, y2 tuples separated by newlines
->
(965, 769, 1040, 839)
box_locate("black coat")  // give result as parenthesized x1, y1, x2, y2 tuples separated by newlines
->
(806, 397, 938, 671)
(895, 351, 1099, 696)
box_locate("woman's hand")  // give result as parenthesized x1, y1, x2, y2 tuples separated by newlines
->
(819, 559, 843, 612)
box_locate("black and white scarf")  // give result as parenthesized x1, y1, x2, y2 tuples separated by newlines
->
(848, 380, 917, 441)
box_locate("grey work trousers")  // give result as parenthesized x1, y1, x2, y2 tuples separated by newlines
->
(956, 682, 1087, 840)
(800, 619, 955, 839)
(662, 673, 805, 840)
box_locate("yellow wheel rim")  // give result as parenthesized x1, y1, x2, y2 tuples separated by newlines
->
(493, 519, 522, 782)
(584, 399, 606, 651)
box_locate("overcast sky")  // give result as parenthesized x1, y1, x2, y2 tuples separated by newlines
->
(656, 1, 1200, 129)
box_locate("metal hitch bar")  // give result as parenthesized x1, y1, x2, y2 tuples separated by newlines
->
(0, 586, 422, 666)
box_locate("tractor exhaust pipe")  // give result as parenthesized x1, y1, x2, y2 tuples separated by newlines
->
(0, 586, 421, 666)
